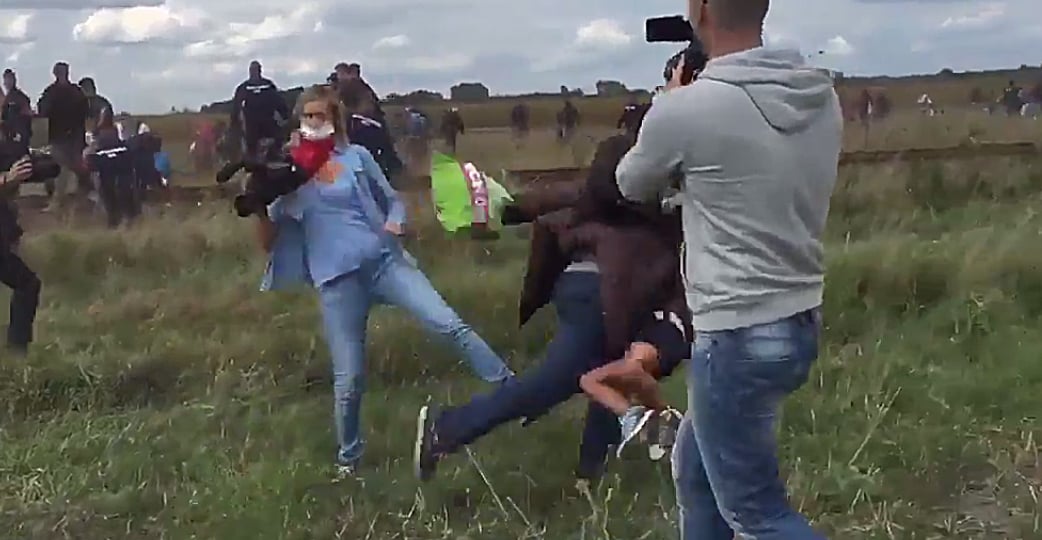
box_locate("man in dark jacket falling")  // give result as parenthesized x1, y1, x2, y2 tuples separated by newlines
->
(231, 61, 290, 161)
(414, 124, 688, 484)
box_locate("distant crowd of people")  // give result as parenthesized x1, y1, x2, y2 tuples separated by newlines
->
(1, 61, 169, 226)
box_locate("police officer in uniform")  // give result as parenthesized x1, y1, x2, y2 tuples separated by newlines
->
(347, 112, 403, 181)
(230, 61, 290, 160)
(85, 112, 139, 227)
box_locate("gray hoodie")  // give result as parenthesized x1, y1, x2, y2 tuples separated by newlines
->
(616, 47, 842, 332)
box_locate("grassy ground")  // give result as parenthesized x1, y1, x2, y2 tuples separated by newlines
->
(2, 153, 1042, 538)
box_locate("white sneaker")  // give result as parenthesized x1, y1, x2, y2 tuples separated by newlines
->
(616, 406, 656, 459)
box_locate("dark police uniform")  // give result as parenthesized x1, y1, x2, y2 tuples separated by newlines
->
(347, 113, 403, 183)
(0, 172, 40, 354)
(87, 129, 140, 227)
(231, 77, 290, 160)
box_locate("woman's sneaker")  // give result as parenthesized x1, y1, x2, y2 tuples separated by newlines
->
(647, 408, 683, 462)
(616, 405, 656, 458)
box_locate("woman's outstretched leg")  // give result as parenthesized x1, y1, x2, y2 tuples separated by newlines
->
(372, 257, 514, 383)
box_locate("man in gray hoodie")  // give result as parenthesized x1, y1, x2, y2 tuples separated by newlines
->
(615, 1, 840, 538)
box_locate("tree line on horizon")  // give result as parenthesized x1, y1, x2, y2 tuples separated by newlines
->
(196, 64, 1042, 115)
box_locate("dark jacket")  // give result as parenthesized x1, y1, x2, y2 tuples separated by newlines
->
(0, 187, 21, 251)
(1, 87, 33, 144)
(339, 78, 385, 123)
(440, 110, 465, 137)
(0, 141, 23, 249)
(231, 77, 290, 138)
(38, 81, 88, 145)
(85, 94, 113, 127)
(514, 133, 688, 358)
(348, 114, 402, 178)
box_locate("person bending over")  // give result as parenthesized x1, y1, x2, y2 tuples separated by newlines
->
(256, 85, 513, 478)
(414, 128, 685, 484)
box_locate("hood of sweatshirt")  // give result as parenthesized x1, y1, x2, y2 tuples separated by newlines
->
(700, 46, 836, 133)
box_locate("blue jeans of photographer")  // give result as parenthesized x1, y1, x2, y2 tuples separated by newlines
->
(319, 253, 513, 467)
(672, 308, 825, 540)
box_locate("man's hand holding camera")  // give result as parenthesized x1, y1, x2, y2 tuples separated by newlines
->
(665, 56, 689, 92)
(0, 156, 33, 187)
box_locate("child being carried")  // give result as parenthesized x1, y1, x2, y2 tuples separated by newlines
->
(580, 309, 690, 462)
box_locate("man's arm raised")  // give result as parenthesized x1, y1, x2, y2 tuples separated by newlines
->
(614, 92, 687, 203)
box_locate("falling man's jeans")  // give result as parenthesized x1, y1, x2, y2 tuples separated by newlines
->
(672, 308, 826, 540)
(318, 254, 513, 467)
(431, 270, 620, 479)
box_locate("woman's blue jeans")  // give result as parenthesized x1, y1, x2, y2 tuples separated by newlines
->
(317, 255, 513, 466)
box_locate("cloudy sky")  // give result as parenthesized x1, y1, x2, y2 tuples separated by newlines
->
(0, 0, 1037, 113)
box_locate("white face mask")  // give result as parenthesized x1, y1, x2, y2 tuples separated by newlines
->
(300, 122, 335, 141)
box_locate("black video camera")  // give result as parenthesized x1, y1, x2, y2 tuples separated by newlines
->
(216, 152, 310, 218)
(0, 141, 62, 185)
(646, 15, 708, 86)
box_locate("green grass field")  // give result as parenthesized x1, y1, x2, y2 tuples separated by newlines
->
(2, 150, 1042, 538)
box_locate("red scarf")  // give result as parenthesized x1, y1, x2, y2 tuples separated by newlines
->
(290, 137, 336, 179)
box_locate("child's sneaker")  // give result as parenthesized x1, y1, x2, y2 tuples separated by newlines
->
(647, 408, 683, 462)
(616, 405, 656, 458)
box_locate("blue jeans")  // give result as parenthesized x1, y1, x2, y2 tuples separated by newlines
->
(318, 254, 513, 466)
(672, 309, 826, 540)
(433, 271, 620, 478)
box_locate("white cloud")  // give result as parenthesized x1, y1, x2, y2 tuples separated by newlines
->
(226, 4, 321, 44)
(373, 34, 410, 50)
(5, 42, 34, 63)
(575, 18, 631, 48)
(183, 38, 256, 58)
(940, 2, 1005, 30)
(764, 29, 799, 49)
(0, 13, 32, 42)
(823, 35, 854, 56)
(72, 6, 205, 43)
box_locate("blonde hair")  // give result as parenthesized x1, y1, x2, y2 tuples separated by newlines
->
(294, 84, 348, 145)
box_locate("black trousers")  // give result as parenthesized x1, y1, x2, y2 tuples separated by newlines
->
(98, 174, 141, 228)
(0, 248, 40, 351)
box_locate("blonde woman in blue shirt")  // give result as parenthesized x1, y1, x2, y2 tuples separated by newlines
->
(254, 85, 514, 476)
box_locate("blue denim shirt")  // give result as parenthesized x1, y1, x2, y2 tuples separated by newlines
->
(261, 143, 408, 291)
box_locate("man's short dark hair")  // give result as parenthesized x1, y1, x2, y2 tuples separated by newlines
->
(708, 0, 769, 31)
(334, 62, 350, 72)
(79, 77, 95, 89)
